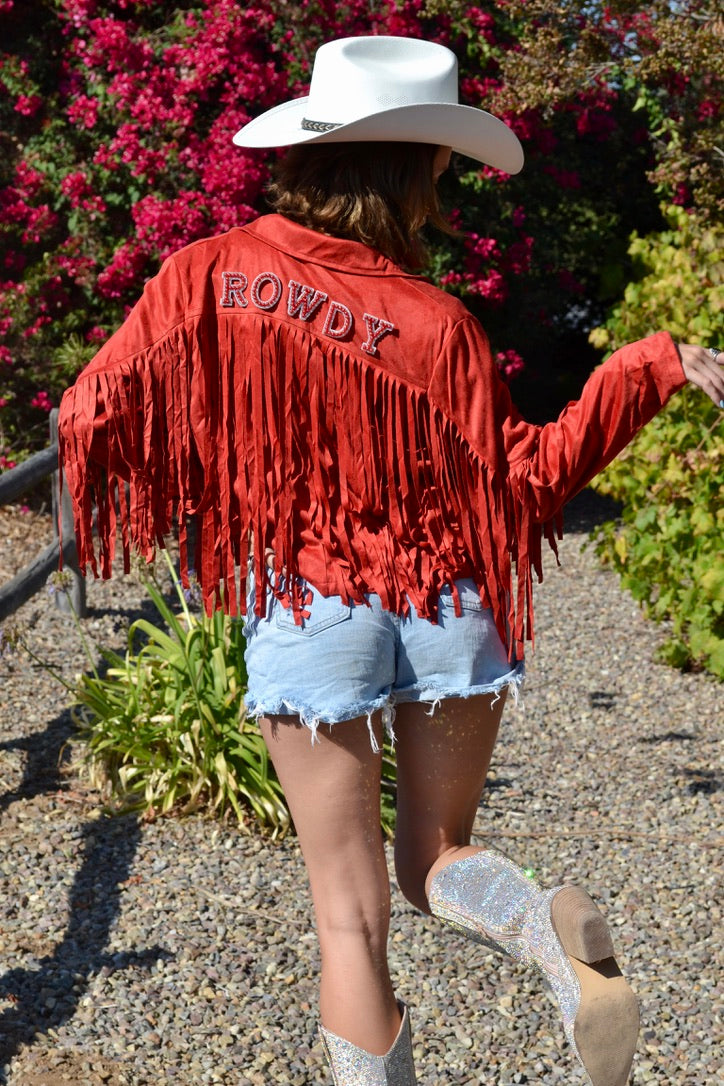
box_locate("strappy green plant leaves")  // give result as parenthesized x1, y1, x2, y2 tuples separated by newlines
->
(74, 551, 291, 835)
(380, 744, 397, 841)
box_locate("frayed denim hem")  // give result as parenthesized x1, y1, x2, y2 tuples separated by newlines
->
(244, 692, 396, 753)
(245, 664, 523, 751)
(392, 662, 525, 716)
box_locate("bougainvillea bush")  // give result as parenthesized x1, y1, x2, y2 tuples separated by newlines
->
(1, 0, 720, 463)
(0, 0, 291, 460)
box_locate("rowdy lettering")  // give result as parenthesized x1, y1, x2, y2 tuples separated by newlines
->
(288, 279, 328, 321)
(219, 269, 397, 357)
(361, 313, 395, 357)
(323, 301, 353, 339)
(219, 271, 248, 308)
(250, 271, 283, 310)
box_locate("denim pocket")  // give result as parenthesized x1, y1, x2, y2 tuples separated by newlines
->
(438, 579, 485, 613)
(274, 587, 352, 636)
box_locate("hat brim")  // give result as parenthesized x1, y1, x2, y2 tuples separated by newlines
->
(233, 97, 524, 175)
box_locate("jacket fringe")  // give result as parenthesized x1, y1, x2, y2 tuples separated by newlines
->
(58, 316, 558, 660)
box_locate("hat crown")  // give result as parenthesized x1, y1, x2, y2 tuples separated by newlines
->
(306, 36, 459, 126)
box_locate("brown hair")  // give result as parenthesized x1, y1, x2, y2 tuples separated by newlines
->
(267, 142, 454, 270)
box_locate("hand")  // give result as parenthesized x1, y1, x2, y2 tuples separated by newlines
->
(677, 344, 724, 407)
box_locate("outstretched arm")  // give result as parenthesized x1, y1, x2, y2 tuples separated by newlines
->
(431, 321, 719, 528)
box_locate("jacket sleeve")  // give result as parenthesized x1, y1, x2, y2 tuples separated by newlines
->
(58, 254, 193, 479)
(57, 253, 208, 578)
(429, 318, 687, 524)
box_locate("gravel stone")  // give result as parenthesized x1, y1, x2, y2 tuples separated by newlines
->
(0, 492, 721, 1084)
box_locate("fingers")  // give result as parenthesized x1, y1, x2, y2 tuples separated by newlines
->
(677, 343, 724, 408)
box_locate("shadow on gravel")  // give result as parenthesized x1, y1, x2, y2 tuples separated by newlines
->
(0, 710, 168, 1080)
(639, 730, 698, 744)
(562, 487, 623, 533)
(681, 767, 721, 795)
(485, 776, 515, 791)
(0, 709, 74, 817)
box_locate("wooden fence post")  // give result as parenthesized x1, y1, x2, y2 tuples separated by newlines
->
(49, 409, 87, 617)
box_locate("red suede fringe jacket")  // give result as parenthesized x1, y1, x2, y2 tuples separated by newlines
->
(58, 214, 686, 660)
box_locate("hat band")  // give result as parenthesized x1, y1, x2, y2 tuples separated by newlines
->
(301, 117, 342, 133)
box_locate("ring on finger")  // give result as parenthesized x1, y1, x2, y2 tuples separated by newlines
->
(709, 346, 722, 360)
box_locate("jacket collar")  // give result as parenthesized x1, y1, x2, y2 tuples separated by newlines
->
(240, 214, 417, 278)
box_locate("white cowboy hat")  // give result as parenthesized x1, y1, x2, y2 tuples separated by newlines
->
(233, 36, 524, 175)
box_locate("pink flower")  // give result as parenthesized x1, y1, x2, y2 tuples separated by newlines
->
(469, 235, 500, 260)
(697, 99, 719, 121)
(14, 162, 46, 197)
(575, 107, 617, 140)
(460, 75, 500, 106)
(544, 165, 582, 190)
(14, 94, 42, 116)
(59, 0, 98, 29)
(96, 240, 147, 299)
(495, 349, 525, 382)
(132, 192, 209, 260)
(21, 205, 59, 245)
(505, 236, 534, 276)
(23, 315, 52, 338)
(57, 251, 96, 284)
(468, 7, 496, 43)
(67, 94, 99, 129)
(92, 144, 118, 170)
(60, 170, 92, 206)
(439, 271, 464, 288)
(31, 390, 53, 412)
(468, 269, 506, 304)
(671, 183, 691, 207)
(109, 124, 167, 181)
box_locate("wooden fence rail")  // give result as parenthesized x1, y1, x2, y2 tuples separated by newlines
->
(0, 409, 86, 622)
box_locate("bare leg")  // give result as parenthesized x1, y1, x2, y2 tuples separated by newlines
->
(393, 694, 639, 1086)
(259, 714, 401, 1056)
(392, 693, 507, 912)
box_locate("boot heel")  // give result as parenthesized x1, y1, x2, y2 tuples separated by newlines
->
(552, 885, 615, 964)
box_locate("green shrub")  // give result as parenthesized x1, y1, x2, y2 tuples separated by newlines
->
(589, 206, 723, 677)
(74, 551, 291, 835)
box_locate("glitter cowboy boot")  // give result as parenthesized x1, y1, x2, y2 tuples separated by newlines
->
(320, 1002, 417, 1085)
(428, 850, 639, 1086)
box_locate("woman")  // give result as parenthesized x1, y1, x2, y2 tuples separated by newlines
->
(58, 36, 723, 1086)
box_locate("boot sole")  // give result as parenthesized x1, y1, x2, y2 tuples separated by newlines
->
(552, 887, 640, 1086)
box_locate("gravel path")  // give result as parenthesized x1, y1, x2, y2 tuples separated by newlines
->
(0, 492, 721, 1086)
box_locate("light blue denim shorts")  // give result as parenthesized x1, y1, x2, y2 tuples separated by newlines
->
(243, 577, 524, 749)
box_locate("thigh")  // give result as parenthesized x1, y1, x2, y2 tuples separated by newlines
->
(392, 693, 507, 911)
(259, 714, 389, 928)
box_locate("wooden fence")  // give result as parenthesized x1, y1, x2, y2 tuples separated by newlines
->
(0, 409, 86, 622)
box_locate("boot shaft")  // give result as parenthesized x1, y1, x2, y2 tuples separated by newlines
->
(320, 1001, 417, 1085)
